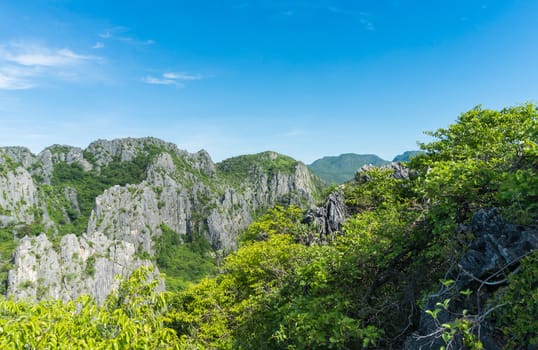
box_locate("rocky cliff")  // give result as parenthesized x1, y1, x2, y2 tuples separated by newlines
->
(0, 138, 323, 302)
(404, 209, 538, 349)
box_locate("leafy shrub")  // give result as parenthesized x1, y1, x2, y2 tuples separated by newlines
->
(0, 267, 180, 349)
(495, 251, 538, 348)
(154, 225, 216, 291)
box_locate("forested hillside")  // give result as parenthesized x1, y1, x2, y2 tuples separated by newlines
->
(308, 153, 389, 184)
(1, 104, 538, 349)
(392, 150, 423, 162)
(308, 151, 423, 185)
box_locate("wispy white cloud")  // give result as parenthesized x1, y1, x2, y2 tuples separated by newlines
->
(0, 65, 38, 90)
(0, 42, 102, 90)
(0, 72, 35, 90)
(0, 42, 98, 67)
(143, 71, 204, 87)
(92, 41, 104, 49)
(142, 76, 184, 87)
(162, 72, 203, 80)
(117, 37, 156, 46)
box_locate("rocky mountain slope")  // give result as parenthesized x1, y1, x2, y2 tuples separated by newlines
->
(0, 138, 324, 302)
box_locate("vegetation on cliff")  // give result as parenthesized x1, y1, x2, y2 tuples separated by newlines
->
(0, 103, 537, 348)
(217, 151, 300, 186)
(1, 140, 322, 300)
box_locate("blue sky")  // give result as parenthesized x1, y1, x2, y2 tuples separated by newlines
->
(1, 0, 537, 163)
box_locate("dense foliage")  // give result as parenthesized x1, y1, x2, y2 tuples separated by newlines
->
(1, 104, 537, 348)
(167, 104, 538, 349)
(154, 224, 217, 292)
(217, 151, 299, 186)
(0, 227, 16, 294)
(0, 267, 180, 349)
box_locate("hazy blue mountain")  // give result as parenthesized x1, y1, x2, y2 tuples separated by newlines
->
(392, 150, 424, 162)
(308, 153, 389, 184)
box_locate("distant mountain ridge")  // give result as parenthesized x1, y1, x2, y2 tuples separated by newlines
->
(308, 151, 422, 184)
(392, 150, 424, 162)
(308, 154, 389, 184)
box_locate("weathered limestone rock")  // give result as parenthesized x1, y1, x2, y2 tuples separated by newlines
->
(241, 161, 320, 212)
(404, 209, 538, 350)
(7, 232, 156, 304)
(355, 162, 411, 183)
(0, 164, 38, 226)
(85, 137, 181, 169)
(3, 137, 323, 302)
(302, 191, 347, 243)
(0, 147, 36, 169)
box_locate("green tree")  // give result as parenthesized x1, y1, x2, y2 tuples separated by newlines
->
(0, 266, 180, 349)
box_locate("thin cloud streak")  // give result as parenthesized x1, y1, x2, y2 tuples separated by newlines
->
(0, 65, 38, 89)
(142, 71, 205, 87)
(142, 76, 184, 86)
(0, 43, 99, 67)
(162, 72, 203, 80)
(0, 73, 34, 90)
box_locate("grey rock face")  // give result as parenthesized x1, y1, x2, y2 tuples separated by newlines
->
(87, 184, 163, 252)
(302, 191, 347, 243)
(86, 151, 317, 253)
(207, 188, 253, 251)
(7, 232, 156, 304)
(36, 145, 92, 184)
(242, 162, 319, 211)
(0, 163, 38, 225)
(86, 137, 181, 169)
(0, 147, 36, 169)
(404, 209, 538, 350)
(86, 150, 215, 253)
(7, 234, 59, 301)
(3, 138, 322, 302)
(355, 162, 411, 183)
(192, 149, 216, 176)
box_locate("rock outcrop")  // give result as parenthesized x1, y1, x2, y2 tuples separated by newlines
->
(404, 209, 538, 350)
(302, 190, 347, 243)
(0, 152, 39, 226)
(0, 147, 36, 169)
(355, 161, 411, 182)
(7, 232, 155, 304)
